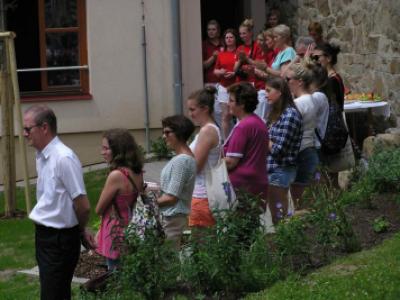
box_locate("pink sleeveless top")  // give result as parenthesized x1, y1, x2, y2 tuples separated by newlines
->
(96, 168, 138, 259)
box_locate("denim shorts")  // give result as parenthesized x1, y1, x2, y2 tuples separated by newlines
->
(294, 147, 319, 185)
(268, 166, 297, 188)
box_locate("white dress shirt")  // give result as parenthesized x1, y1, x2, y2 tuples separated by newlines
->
(29, 136, 87, 229)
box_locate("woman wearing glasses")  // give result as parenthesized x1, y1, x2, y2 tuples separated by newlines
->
(157, 115, 196, 249)
(313, 42, 344, 110)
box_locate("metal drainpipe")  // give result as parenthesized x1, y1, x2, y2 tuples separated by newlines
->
(171, 0, 183, 114)
(141, 0, 151, 153)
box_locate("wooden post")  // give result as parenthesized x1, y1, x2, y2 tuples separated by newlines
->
(0, 71, 14, 216)
(5, 34, 31, 213)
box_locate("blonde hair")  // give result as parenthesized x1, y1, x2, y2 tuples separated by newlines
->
(240, 18, 254, 32)
(264, 28, 274, 39)
(273, 24, 291, 42)
(288, 58, 315, 89)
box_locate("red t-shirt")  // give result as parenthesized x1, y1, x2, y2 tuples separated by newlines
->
(215, 50, 237, 87)
(202, 39, 223, 84)
(254, 48, 279, 90)
(235, 42, 263, 85)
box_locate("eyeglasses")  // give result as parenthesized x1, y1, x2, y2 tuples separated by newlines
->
(312, 54, 323, 61)
(162, 129, 174, 136)
(23, 124, 41, 134)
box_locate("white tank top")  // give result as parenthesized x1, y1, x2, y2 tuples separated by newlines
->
(189, 123, 222, 198)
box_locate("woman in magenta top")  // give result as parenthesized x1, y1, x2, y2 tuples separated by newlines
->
(96, 129, 144, 270)
(224, 82, 269, 206)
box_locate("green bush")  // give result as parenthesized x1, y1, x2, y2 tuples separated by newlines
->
(180, 191, 268, 297)
(306, 183, 360, 260)
(150, 137, 172, 159)
(343, 148, 400, 206)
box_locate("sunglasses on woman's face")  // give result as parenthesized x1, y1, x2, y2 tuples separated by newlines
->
(312, 54, 323, 61)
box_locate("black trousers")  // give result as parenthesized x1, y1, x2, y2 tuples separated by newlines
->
(35, 224, 81, 300)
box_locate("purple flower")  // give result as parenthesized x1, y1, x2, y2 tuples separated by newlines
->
(287, 211, 293, 217)
(276, 202, 283, 209)
(328, 212, 337, 221)
(315, 172, 321, 181)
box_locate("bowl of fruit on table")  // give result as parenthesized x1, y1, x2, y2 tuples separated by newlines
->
(345, 92, 382, 102)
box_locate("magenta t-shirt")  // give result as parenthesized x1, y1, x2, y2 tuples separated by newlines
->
(224, 114, 269, 199)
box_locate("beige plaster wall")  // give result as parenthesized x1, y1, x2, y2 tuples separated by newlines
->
(0, 0, 203, 183)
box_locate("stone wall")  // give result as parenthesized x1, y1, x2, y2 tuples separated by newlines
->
(266, 0, 400, 118)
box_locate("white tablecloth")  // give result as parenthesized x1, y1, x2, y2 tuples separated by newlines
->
(344, 101, 390, 118)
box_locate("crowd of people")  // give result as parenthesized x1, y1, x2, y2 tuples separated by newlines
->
(23, 12, 350, 300)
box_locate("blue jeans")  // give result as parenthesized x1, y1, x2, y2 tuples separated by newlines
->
(268, 166, 297, 188)
(294, 147, 319, 185)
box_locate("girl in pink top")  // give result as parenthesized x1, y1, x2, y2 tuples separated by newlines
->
(96, 129, 144, 270)
(224, 83, 269, 208)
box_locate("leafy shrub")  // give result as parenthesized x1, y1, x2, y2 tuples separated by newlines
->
(273, 216, 310, 271)
(372, 216, 390, 233)
(115, 234, 180, 299)
(180, 191, 271, 297)
(343, 148, 400, 206)
(150, 137, 172, 159)
(306, 183, 360, 259)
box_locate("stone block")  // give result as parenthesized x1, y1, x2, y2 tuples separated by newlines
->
(389, 59, 400, 74)
(362, 134, 400, 159)
(385, 127, 400, 135)
(317, 0, 331, 17)
(335, 12, 347, 27)
(366, 34, 381, 54)
(338, 27, 353, 43)
(351, 11, 364, 26)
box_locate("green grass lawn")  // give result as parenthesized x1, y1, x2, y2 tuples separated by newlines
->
(2, 168, 400, 299)
(0, 169, 107, 299)
(247, 232, 400, 300)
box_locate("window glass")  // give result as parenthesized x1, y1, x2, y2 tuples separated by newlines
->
(45, 0, 77, 28)
(46, 32, 80, 86)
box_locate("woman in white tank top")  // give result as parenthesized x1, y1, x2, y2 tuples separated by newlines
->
(187, 86, 222, 229)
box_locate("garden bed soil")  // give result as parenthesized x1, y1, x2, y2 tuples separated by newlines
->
(74, 194, 400, 280)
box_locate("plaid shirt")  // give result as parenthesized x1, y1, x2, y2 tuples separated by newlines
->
(267, 106, 302, 173)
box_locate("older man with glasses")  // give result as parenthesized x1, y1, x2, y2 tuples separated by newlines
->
(23, 105, 96, 300)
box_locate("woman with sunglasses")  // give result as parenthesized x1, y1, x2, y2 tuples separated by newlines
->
(286, 60, 324, 208)
(157, 115, 196, 249)
(187, 86, 222, 230)
(265, 77, 302, 224)
(313, 42, 344, 110)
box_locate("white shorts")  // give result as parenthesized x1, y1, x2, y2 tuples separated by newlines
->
(254, 89, 269, 122)
(217, 84, 229, 104)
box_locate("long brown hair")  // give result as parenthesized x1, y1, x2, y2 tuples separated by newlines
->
(103, 128, 143, 174)
(266, 77, 299, 124)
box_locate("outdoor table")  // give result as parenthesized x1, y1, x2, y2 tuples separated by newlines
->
(344, 100, 390, 140)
